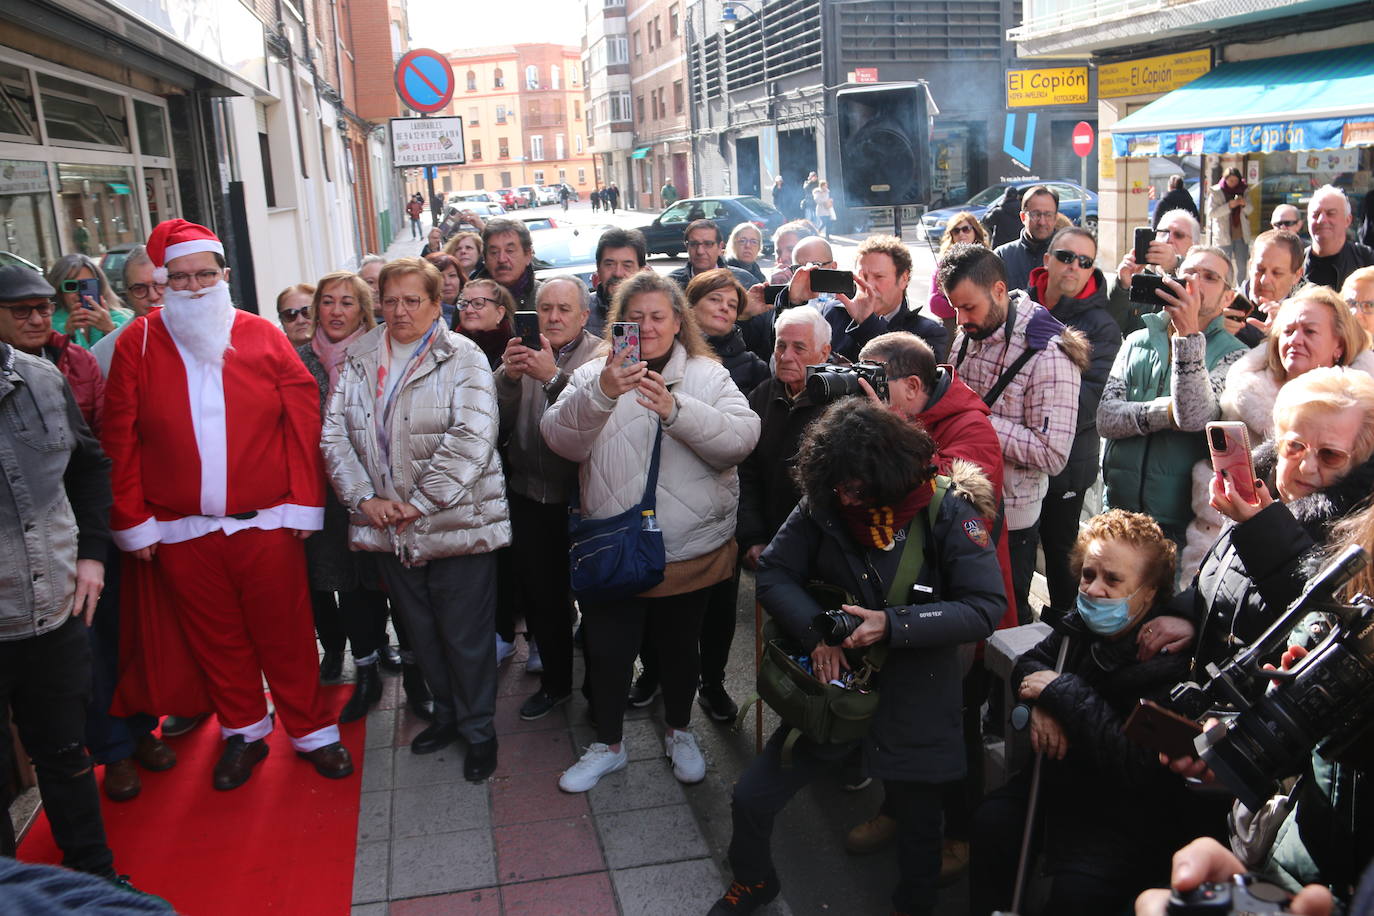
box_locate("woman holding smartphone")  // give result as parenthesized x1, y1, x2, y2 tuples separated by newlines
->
(541, 271, 759, 793)
(45, 254, 131, 348)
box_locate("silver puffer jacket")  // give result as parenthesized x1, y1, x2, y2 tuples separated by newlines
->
(321, 324, 511, 563)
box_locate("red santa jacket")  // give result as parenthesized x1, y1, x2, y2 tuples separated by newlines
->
(917, 365, 1018, 631)
(102, 309, 325, 551)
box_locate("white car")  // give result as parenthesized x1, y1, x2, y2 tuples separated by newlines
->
(535, 185, 560, 206)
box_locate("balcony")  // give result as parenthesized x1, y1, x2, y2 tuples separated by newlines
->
(524, 114, 567, 128)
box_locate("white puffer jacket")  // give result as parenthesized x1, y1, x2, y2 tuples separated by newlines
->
(322, 324, 511, 563)
(541, 341, 760, 563)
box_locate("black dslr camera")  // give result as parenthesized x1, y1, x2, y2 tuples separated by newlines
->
(1171, 545, 1374, 811)
(1165, 874, 1295, 914)
(805, 361, 888, 404)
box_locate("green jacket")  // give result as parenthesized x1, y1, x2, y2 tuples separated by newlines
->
(1100, 312, 1245, 529)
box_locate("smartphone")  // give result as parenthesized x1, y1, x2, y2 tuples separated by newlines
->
(1123, 699, 1204, 760)
(513, 311, 541, 350)
(809, 268, 856, 297)
(62, 277, 100, 308)
(763, 284, 788, 306)
(1207, 421, 1260, 505)
(1134, 226, 1154, 265)
(611, 321, 640, 369)
(1129, 271, 1170, 307)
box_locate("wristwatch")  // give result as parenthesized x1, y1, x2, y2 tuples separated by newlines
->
(542, 368, 564, 393)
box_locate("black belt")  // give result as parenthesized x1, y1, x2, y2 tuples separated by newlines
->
(229, 511, 258, 520)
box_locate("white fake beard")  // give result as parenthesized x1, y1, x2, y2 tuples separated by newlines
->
(162, 281, 236, 365)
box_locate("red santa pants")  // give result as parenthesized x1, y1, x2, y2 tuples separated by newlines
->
(157, 527, 337, 750)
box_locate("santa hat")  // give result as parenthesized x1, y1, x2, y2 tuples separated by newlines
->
(146, 219, 224, 284)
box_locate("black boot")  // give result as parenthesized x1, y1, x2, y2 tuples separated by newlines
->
(339, 663, 383, 723)
(401, 662, 435, 721)
(319, 650, 344, 682)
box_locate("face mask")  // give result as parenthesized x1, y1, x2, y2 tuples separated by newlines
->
(1075, 589, 1138, 636)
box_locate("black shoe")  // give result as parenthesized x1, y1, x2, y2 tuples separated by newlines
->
(519, 689, 571, 721)
(108, 874, 173, 907)
(627, 673, 660, 708)
(160, 713, 208, 738)
(411, 722, 458, 755)
(377, 645, 403, 672)
(319, 650, 344, 682)
(339, 664, 383, 723)
(463, 738, 498, 782)
(402, 662, 435, 721)
(707, 876, 780, 914)
(212, 736, 269, 790)
(697, 682, 739, 722)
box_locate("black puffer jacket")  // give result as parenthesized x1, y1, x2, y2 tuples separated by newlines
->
(708, 328, 770, 396)
(737, 377, 824, 549)
(1013, 613, 1228, 881)
(1174, 443, 1374, 677)
(758, 461, 1004, 782)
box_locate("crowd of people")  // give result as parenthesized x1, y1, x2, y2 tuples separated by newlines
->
(4, 178, 1374, 915)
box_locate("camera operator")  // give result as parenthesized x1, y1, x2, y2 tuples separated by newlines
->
(707, 400, 1004, 915)
(1107, 209, 1200, 335)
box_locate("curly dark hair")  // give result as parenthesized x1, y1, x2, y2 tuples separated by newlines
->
(794, 399, 936, 509)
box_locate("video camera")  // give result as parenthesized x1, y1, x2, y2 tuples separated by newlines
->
(1170, 545, 1374, 811)
(805, 361, 889, 404)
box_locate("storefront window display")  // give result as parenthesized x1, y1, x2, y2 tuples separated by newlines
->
(57, 163, 143, 255)
(0, 159, 57, 267)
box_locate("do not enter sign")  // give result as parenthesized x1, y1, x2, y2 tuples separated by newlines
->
(395, 49, 455, 114)
(1072, 121, 1095, 158)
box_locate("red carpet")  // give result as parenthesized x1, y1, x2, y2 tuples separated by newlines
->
(19, 685, 365, 916)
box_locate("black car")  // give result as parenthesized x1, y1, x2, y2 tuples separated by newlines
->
(638, 195, 785, 258)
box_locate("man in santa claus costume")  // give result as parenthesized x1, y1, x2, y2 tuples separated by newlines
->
(102, 219, 352, 790)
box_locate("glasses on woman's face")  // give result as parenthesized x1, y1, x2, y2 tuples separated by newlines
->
(949, 224, 975, 236)
(457, 296, 496, 312)
(279, 307, 310, 322)
(736, 237, 761, 248)
(381, 296, 426, 312)
(1278, 435, 1352, 470)
(1347, 298, 1374, 315)
(0, 302, 55, 321)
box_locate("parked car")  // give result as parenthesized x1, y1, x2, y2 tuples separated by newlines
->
(921, 179, 1099, 243)
(559, 183, 580, 202)
(494, 188, 525, 210)
(440, 200, 507, 236)
(515, 185, 542, 208)
(637, 195, 786, 258)
(530, 224, 617, 289)
(534, 185, 560, 206)
(521, 216, 562, 231)
(100, 244, 138, 297)
(0, 250, 42, 272)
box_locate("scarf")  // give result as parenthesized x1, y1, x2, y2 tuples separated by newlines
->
(1217, 177, 1247, 233)
(373, 320, 443, 492)
(311, 323, 367, 394)
(460, 316, 513, 370)
(838, 479, 935, 550)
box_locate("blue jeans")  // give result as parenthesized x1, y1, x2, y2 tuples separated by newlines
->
(84, 548, 157, 765)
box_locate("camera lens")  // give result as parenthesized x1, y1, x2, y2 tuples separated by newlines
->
(806, 370, 860, 404)
(812, 609, 861, 646)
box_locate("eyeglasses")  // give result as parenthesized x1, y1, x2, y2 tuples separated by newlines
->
(1278, 435, 1351, 470)
(1272, 220, 1300, 229)
(1052, 249, 1094, 270)
(686, 240, 720, 249)
(949, 224, 976, 236)
(0, 303, 55, 320)
(457, 296, 497, 312)
(1179, 266, 1226, 285)
(381, 296, 426, 311)
(279, 307, 311, 322)
(736, 237, 761, 248)
(1347, 298, 1374, 315)
(1025, 210, 1057, 221)
(165, 268, 223, 290)
(126, 282, 167, 299)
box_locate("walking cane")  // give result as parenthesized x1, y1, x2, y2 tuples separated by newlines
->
(1009, 636, 1070, 915)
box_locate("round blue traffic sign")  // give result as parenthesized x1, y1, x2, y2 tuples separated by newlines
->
(394, 49, 455, 114)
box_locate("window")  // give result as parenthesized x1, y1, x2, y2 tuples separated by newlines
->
(530, 135, 544, 160)
(466, 70, 476, 91)
(318, 120, 332, 182)
(467, 106, 479, 126)
(533, 169, 545, 184)
(636, 95, 644, 124)
(670, 3, 680, 38)
(474, 174, 485, 190)
(608, 36, 628, 65)
(574, 100, 582, 121)
(525, 65, 539, 90)
(575, 134, 584, 153)
(570, 64, 579, 86)
(493, 68, 504, 88)
(604, 0, 624, 7)
(498, 137, 509, 159)
(555, 134, 565, 159)
(471, 139, 482, 160)
(258, 132, 277, 207)
(39, 74, 129, 149)
(550, 65, 560, 89)
(496, 104, 507, 124)
(610, 91, 632, 122)
(0, 61, 39, 143)
(577, 168, 586, 184)
(135, 101, 169, 157)
(500, 170, 512, 186)
(673, 80, 684, 114)
(651, 17, 661, 49)
(633, 31, 641, 57)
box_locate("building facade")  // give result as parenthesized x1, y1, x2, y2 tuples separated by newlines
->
(1011, 0, 1374, 266)
(627, 0, 692, 210)
(583, 0, 635, 202)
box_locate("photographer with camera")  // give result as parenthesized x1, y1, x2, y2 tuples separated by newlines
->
(708, 400, 1004, 915)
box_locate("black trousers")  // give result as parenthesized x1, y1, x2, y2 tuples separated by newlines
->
(728, 728, 947, 915)
(582, 587, 709, 746)
(494, 546, 517, 644)
(313, 588, 408, 660)
(639, 569, 738, 688)
(1037, 486, 1088, 614)
(1006, 521, 1040, 626)
(507, 493, 575, 698)
(84, 548, 156, 765)
(0, 617, 113, 877)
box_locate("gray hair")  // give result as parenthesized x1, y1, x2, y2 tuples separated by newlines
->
(536, 275, 590, 312)
(774, 304, 832, 352)
(1309, 185, 1352, 218)
(358, 253, 386, 269)
(123, 245, 152, 284)
(726, 221, 763, 258)
(1157, 209, 1201, 245)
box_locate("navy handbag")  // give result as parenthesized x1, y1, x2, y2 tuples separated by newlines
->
(567, 423, 666, 602)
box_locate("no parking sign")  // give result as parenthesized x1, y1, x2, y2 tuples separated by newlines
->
(394, 49, 455, 114)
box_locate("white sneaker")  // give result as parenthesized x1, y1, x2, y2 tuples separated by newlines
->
(664, 730, 706, 784)
(558, 742, 628, 793)
(496, 634, 516, 667)
(525, 638, 543, 674)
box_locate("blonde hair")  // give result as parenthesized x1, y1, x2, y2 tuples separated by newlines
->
(461, 277, 516, 323)
(276, 283, 315, 312)
(1323, 499, 1374, 600)
(726, 221, 763, 261)
(378, 257, 442, 304)
(938, 211, 989, 256)
(1341, 266, 1374, 300)
(1273, 366, 1374, 465)
(1264, 286, 1371, 384)
(309, 272, 376, 335)
(606, 270, 717, 361)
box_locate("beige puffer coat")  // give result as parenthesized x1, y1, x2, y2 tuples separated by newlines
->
(321, 323, 511, 563)
(540, 341, 760, 563)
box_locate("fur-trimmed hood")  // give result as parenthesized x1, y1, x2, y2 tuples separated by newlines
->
(1223, 345, 1374, 439)
(1055, 325, 1092, 372)
(947, 457, 998, 521)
